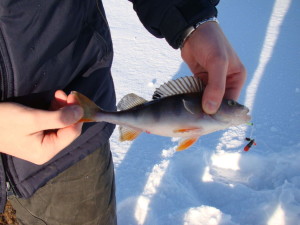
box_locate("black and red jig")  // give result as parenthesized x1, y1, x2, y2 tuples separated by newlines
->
(244, 137, 256, 151)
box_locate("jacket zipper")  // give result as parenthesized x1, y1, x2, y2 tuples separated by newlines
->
(1, 154, 22, 198)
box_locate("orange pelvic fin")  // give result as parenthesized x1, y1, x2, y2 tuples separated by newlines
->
(119, 126, 142, 142)
(176, 137, 199, 151)
(72, 91, 101, 122)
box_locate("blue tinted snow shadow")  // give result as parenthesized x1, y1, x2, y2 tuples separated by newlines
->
(237, 1, 300, 224)
(115, 0, 300, 224)
(115, 133, 174, 223)
(144, 0, 300, 224)
(220, 0, 300, 224)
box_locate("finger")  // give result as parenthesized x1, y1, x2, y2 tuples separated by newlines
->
(33, 105, 84, 131)
(194, 72, 208, 86)
(33, 122, 83, 165)
(57, 122, 83, 143)
(67, 92, 80, 105)
(51, 90, 68, 110)
(224, 68, 247, 101)
(52, 122, 83, 152)
(55, 90, 68, 100)
(202, 61, 227, 114)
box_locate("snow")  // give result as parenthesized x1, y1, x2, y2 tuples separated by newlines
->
(103, 0, 300, 224)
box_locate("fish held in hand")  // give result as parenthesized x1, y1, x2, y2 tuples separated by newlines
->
(73, 76, 251, 151)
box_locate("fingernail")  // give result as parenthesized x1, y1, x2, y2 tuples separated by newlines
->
(204, 100, 218, 114)
(68, 105, 83, 120)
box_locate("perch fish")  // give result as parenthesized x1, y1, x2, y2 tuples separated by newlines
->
(73, 76, 251, 151)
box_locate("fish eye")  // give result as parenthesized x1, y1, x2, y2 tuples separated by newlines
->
(227, 100, 236, 106)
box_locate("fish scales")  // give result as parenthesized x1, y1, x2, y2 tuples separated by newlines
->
(99, 94, 202, 137)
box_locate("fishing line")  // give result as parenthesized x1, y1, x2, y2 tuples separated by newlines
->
(247, 122, 254, 139)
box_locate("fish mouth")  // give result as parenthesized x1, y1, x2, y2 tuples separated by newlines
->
(241, 106, 251, 122)
(245, 114, 252, 122)
(243, 106, 250, 113)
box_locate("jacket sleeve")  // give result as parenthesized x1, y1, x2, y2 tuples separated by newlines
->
(129, 0, 220, 49)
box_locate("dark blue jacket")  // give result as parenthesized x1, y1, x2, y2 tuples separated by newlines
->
(0, 0, 218, 212)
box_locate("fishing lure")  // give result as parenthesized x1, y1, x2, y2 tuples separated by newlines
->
(244, 137, 256, 151)
(244, 122, 256, 151)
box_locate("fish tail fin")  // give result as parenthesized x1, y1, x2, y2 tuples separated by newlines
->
(72, 91, 102, 122)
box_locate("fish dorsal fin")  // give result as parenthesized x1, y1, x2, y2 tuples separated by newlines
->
(117, 93, 148, 110)
(152, 76, 203, 99)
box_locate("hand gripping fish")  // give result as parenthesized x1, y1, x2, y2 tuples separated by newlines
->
(73, 76, 251, 151)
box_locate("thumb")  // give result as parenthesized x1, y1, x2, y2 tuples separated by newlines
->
(34, 105, 84, 131)
(202, 63, 226, 114)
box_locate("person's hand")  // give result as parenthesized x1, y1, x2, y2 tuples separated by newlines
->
(0, 90, 83, 165)
(181, 22, 246, 114)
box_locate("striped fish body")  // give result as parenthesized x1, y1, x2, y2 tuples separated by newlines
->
(74, 76, 250, 151)
(100, 93, 223, 138)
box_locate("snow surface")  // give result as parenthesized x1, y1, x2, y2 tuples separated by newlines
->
(103, 0, 300, 224)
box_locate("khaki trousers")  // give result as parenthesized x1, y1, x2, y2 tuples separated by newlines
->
(9, 143, 117, 225)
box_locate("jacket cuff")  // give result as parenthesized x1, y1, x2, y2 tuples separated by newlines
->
(160, 0, 219, 49)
